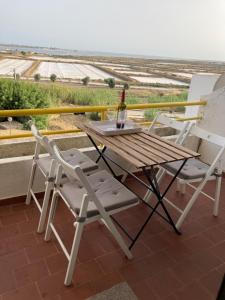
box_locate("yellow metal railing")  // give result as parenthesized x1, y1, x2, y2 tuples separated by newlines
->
(0, 100, 206, 117)
(0, 100, 206, 140)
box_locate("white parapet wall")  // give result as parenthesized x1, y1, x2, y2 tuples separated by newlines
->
(0, 131, 199, 201)
(197, 86, 225, 167)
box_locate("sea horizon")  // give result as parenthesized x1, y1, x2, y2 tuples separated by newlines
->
(0, 43, 224, 64)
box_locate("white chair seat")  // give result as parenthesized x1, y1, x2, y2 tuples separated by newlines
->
(60, 170, 139, 217)
(164, 158, 209, 180)
(37, 148, 98, 176)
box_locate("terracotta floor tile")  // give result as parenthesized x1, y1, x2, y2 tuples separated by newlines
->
(170, 258, 204, 285)
(175, 281, 213, 300)
(146, 269, 183, 299)
(2, 283, 41, 300)
(59, 283, 93, 300)
(37, 272, 68, 299)
(201, 226, 225, 245)
(216, 262, 225, 275)
(0, 267, 16, 294)
(199, 269, 223, 298)
(163, 295, 179, 300)
(96, 250, 130, 273)
(6, 233, 38, 254)
(14, 260, 49, 288)
(17, 220, 39, 234)
(72, 260, 105, 287)
(45, 253, 67, 274)
(77, 239, 106, 263)
(0, 251, 29, 294)
(212, 240, 225, 261)
(180, 234, 214, 254)
(0, 250, 28, 270)
(0, 224, 20, 240)
(130, 280, 160, 300)
(25, 242, 58, 263)
(119, 257, 153, 285)
(89, 271, 123, 295)
(188, 248, 223, 274)
(0, 178, 225, 299)
(0, 211, 27, 226)
(120, 252, 174, 285)
(144, 233, 174, 253)
(0, 205, 12, 216)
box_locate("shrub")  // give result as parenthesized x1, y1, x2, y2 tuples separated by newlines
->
(104, 78, 115, 88)
(50, 74, 57, 82)
(81, 76, 90, 86)
(87, 112, 101, 121)
(34, 73, 41, 82)
(0, 79, 50, 129)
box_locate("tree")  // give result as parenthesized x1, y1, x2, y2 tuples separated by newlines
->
(123, 82, 129, 90)
(104, 78, 115, 88)
(50, 74, 57, 82)
(21, 51, 26, 56)
(81, 76, 90, 86)
(34, 73, 41, 82)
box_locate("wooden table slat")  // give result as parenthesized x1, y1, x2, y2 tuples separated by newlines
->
(113, 135, 165, 164)
(85, 128, 145, 168)
(139, 132, 194, 159)
(131, 134, 184, 160)
(74, 119, 200, 168)
(104, 135, 156, 166)
(147, 132, 199, 157)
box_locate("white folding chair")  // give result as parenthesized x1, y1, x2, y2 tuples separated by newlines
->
(143, 112, 191, 200)
(148, 111, 190, 144)
(26, 123, 99, 233)
(44, 141, 139, 286)
(161, 126, 225, 229)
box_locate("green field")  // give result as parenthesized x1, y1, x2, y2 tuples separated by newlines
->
(0, 78, 187, 128)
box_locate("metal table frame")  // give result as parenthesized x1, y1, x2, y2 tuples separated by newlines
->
(87, 134, 188, 250)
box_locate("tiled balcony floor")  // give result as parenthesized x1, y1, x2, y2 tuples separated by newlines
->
(0, 175, 225, 300)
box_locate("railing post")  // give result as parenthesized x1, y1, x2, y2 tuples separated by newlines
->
(101, 110, 107, 121)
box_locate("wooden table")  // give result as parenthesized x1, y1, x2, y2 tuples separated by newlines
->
(75, 119, 200, 248)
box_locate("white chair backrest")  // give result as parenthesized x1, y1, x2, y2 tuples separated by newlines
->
(30, 123, 54, 157)
(190, 125, 225, 170)
(149, 112, 190, 144)
(190, 126, 225, 148)
(50, 140, 93, 195)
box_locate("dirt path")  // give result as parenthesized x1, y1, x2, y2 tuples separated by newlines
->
(22, 61, 40, 77)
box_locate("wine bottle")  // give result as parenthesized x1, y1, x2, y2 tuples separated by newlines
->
(116, 89, 127, 129)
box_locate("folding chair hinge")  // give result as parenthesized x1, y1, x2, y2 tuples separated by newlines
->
(54, 183, 63, 188)
(47, 176, 55, 183)
(214, 168, 222, 177)
(76, 217, 86, 223)
(214, 172, 222, 178)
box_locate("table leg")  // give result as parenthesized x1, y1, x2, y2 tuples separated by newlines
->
(87, 134, 117, 177)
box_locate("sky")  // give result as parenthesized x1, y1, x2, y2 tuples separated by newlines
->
(0, 0, 225, 61)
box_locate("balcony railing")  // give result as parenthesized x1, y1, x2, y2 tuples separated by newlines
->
(0, 100, 206, 140)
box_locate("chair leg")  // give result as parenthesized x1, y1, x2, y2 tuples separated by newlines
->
(64, 195, 89, 286)
(213, 175, 222, 217)
(37, 180, 54, 233)
(180, 181, 186, 195)
(100, 211, 132, 259)
(176, 179, 207, 229)
(44, 192, 58, 241)
(26, 161, 37, 205)
(143, 168, 165, 203)
(64, 221, 85, 286)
